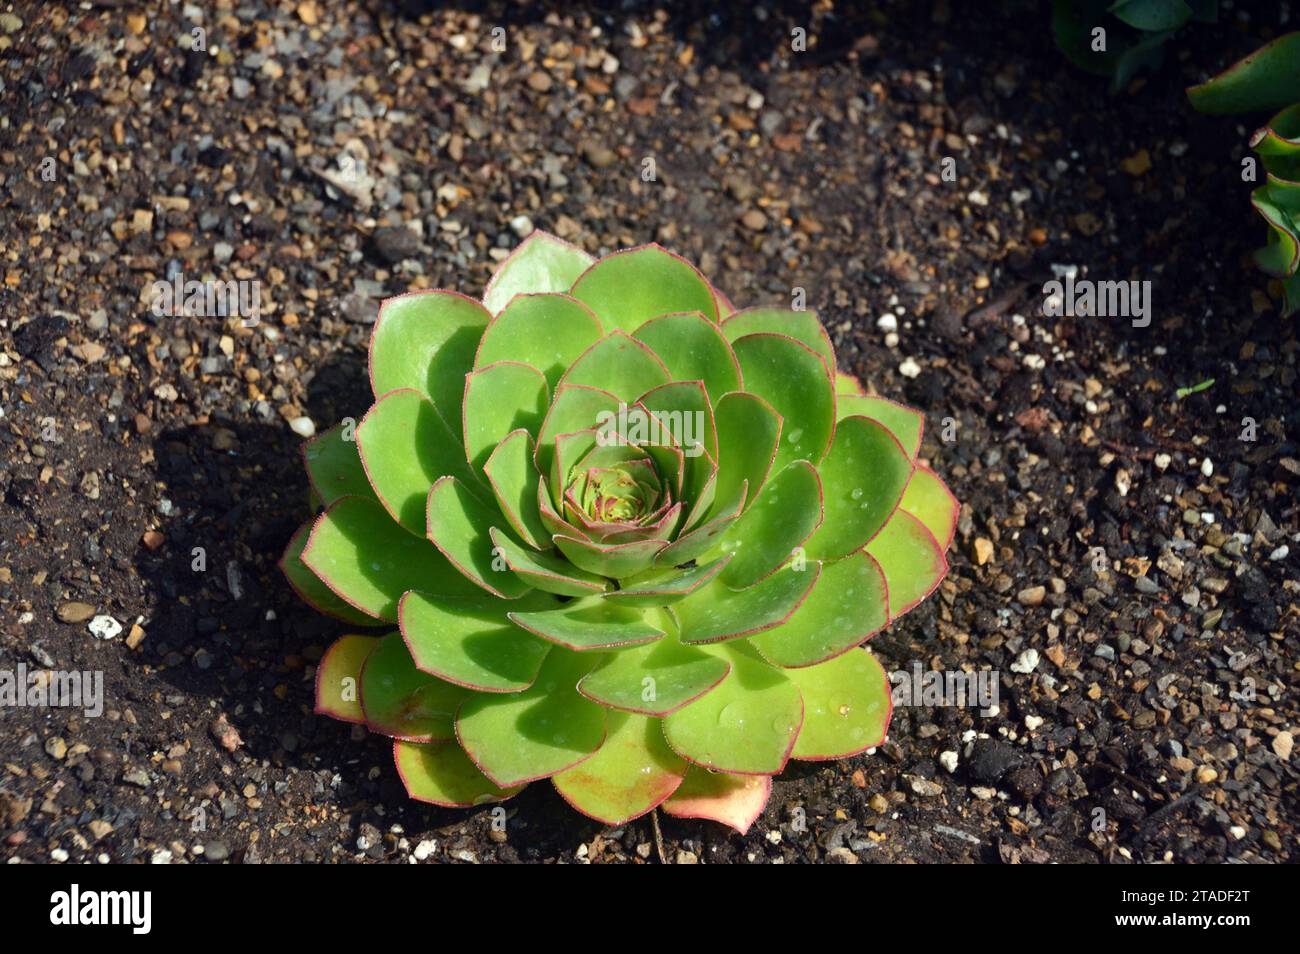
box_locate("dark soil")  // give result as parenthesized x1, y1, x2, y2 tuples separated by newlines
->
(0, 1, 1295, 864)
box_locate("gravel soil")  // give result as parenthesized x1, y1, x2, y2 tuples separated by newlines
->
(0, 1, 1296, 864)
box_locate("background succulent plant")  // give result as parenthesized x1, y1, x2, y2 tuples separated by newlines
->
(1051, 0, 1218, 92)
(282, 232, 957, 832)
(1188, 32, 1300, 317)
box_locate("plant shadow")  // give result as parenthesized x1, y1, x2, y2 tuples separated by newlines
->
(131, 346, 558, 856)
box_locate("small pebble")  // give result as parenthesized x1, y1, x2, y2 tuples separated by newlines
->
(1010, 649, 1039, 674)
(290, 416, 316, 438)
(1273, 732, 1293, 760)
(57, 602, 96, 624)
(1017, 585, 1046, 607)
(204, 841, 231, 862)
(89, 615, 123, 640)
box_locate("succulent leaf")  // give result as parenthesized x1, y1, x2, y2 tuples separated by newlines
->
(713, 391, 782, 512)
(834, 371, 867, 396)
(482, 231, 595, 315)
(662, 642, 803, 775)
(370, 291, 490, 424)
(749, 551, 889, 668)
(395, 740, 525, 807)
(462, 361, 551, 476)
(661, 766, 771, 835)
(552, 711, 687, 825)
(482, 430, 551, 550)
(508, 599, 667, 652)
(732, 332, 836, 471)
(1187, 31, 1300, 115)
(314, 634, 377, 723)
(425, 477, 533, 599)
(457, 647, 607, 787)
(281, 520, 382, 626)
(399, 590, 554, 693)
(303, 424, 377, 507)
(866, 509, 948, 620)
(557, 331, 671, 401)
(804, 416, 913, 561)
(474, 293, 604, 386)
(632, 311, 742, 401)
(653, 481, 748, 567)
(636, 380, 718, 463)
(577, 639, 731, 716)
(675, 562, 821, 645)
(487, 527, 609, 596)
(602, 554, 733, 607)
(835, 394, 924, 458)
(534, 383, 622, 477)
(554, 533, 667, 578)
(898, 464, 961, 552)
(786, 648, 892, 760)
(357, 388, 485, 534)
(716, 460, 823, 589)
(302, 495, 478, 620)
(570, 245, 719, 331)
(360, 631, 466, 742)
(721, 306, 836, 374)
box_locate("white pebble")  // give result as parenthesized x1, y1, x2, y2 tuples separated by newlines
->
(1023, 354, 1045, 371)
(1200, 457, 1214, 477)
(967, 190, 988, 206)
(88, 615, 122, 640)
(884, 332, 899, 348)
(1153, 452, 1171, 471)
(1114, 468, 1131, 498)
(509, 214, 534, 238)
(1269, 545, 1290, 561)
(876, 313, 898, 333)
(1229, 825, 1247, 841)
(1010, 648, 1039, 674)
(1024, 715, 1044, 731)
(413, 839, 438, 861)
(289, 416, 316, 438)
(939, 751, 959, 773)
(898, 357, 922, 379)
(51, 848, 69, 862)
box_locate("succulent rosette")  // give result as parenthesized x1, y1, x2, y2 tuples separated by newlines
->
(282, 232, 958, 833)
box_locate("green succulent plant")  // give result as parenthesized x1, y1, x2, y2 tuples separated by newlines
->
(281, 232, 957, 833)
(1051, 0, 1218, 92)
(1188, 32, 1300, 317)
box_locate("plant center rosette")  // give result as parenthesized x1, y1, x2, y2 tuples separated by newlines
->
(281, 232, 959, 833)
